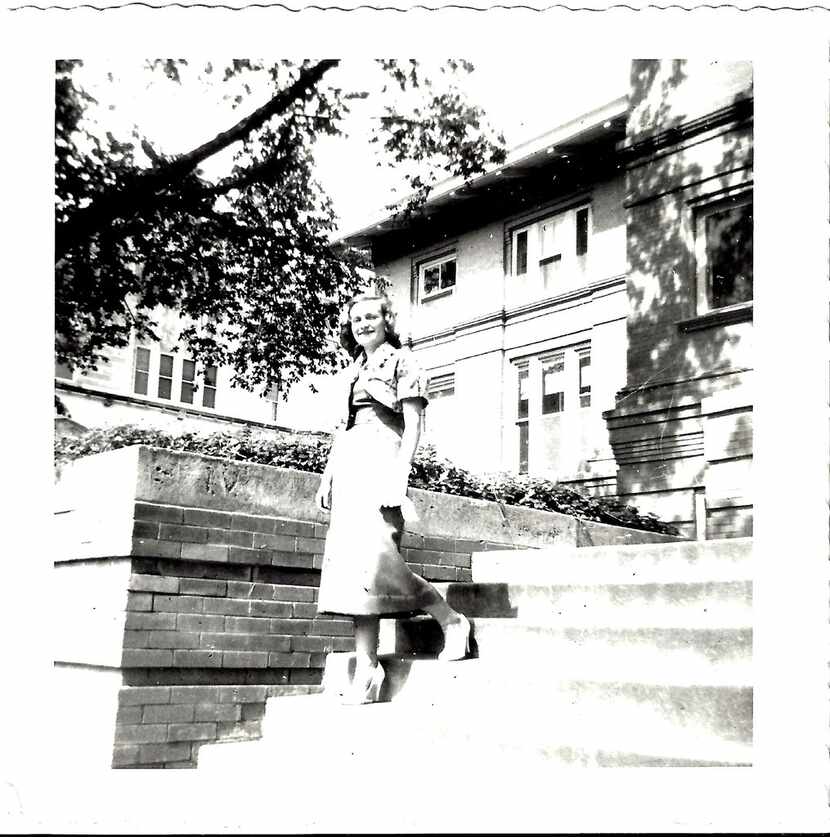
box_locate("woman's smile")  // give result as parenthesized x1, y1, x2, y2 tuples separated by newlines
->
(350, 300, 386, 351)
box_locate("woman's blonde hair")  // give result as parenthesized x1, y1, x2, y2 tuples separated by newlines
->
(339, 292, 402, 358)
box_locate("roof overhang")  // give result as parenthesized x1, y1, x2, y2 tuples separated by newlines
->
(341, 95, 629, 249)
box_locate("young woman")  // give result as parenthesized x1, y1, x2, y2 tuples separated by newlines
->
(314, 292, 470, 705)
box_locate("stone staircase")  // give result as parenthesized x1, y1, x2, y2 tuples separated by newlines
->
(197, 537, 752, 774)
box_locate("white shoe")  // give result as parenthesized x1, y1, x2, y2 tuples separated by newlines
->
(340, 662, 385, 705)
(438, 615, 471, 662)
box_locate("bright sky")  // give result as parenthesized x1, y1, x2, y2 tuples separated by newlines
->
(75, 58, 629, 237)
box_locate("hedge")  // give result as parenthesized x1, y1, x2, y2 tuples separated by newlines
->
(54, 424, 679, 536)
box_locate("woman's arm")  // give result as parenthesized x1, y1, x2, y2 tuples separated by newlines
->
(380, 397, 424, 508)
(397, 398, 424, 472)
(315, 429, 343, 511)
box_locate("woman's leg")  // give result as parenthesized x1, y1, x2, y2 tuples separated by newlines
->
(410, 575, 464, 629)
(353, 615, 380, 675)
(409, 575, 470, 661)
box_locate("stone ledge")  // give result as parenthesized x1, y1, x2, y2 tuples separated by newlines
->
(676, 303, 753, 334)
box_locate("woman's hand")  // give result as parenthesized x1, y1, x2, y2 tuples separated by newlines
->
(315, 472, 333, 511)
(379, 467, 409, 510)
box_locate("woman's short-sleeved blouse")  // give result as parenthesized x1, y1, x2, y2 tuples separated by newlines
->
(337, 342, 429, 429)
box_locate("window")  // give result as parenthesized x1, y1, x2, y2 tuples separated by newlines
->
(576, 207, 590, 257)
(510, 203, 591, 289)
(512, 344, 591, 474)
(695, 193, 753, 311)
(424, 372, 456, 453)
(419, 253, 456, 302)
(56, 360, 73, 381)
(578, 350, 591, 408)
(516, 364, 530, 473)
(541, 354, 565, 414)
(515, 230, 528, 276)
(427, 373, 455, 401)
(266, 383, 280, 423)
(158, 354, 174, 400)
(133, 347, 150, 395)
(181, 359, 196, 404)
(202, 365, 217, 409)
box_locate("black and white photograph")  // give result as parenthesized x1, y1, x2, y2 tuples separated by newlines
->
(2, 4, 830, 834)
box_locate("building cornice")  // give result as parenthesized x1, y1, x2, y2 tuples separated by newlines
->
(619, 96, 753, 163)
(409, 274, 626, 349)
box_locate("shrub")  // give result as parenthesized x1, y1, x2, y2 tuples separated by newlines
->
(55, 425, 679, 536)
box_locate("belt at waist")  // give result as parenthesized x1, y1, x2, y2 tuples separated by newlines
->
(349, 402, 404, 432)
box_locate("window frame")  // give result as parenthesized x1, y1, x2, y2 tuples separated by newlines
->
(202, 365, 218, 409)
(180, 358, 196, 405)
(510, 342, 592, 474)
(157, 353, 174, 400)
(512, 225, 532, 277)
(418, 252, 457, 303)
(540, 352, 566, 415)
(577, 348, 592, 409)
(132, 346, 151, 395)
(508, 201, 592, 284)
(515, 362, 530, 474)
(693, 189, 753, 315)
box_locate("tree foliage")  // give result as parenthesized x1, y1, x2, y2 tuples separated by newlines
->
(55, 59, 506, 395)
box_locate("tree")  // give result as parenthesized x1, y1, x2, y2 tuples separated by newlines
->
(55, 59, 506, 396)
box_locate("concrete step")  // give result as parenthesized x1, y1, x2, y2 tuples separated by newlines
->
(430, 580, 752, 627)
(379, 618, 751, 685)
(198, 664, 751, 771)
(472, 537, 752, 584)
(316, 655, 752, 761)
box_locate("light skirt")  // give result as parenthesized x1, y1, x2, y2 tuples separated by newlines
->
(316, 421, 434, 617)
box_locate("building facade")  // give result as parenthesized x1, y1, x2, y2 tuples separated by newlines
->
(344, 60, 753, 539)
(56, 306, 282, 434)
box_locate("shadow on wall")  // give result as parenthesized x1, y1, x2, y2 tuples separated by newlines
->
(614, 60, 753, 495)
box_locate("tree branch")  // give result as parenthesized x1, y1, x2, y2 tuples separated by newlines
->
(57, 59, 339, 258)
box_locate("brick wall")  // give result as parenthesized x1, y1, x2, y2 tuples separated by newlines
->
(602, 60, 754, 537)
(118, 500, 493, 767)
(113, 684, 317, 769)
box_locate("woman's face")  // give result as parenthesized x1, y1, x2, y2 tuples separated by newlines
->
(350, 299, 387, 352)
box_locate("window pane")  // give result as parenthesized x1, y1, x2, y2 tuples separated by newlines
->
(518, 422, 529, 474)
(134, 371, 148, 395)
(159, 354, 173, 377)
(204, 365, 217, 387)
(706, 200, 753, 309)
(516, 230, 528, 275)
(202, 387, 216, 409)
(182, 360, 196, 382)
(543, 392, 565, 413)
(576, 208, 589, 257)
(423, 265, 440, 295)
(517, 368, 529, 420)
(135, 348, 151, 373)
(158, 377, 172, 400)
(440, 260, 456, 290)
(181, 383, 194, 404)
